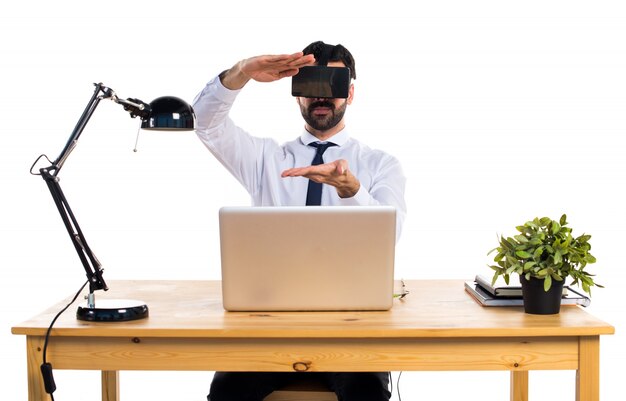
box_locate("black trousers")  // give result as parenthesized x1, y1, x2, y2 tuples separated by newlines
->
(207, 371, 391, 401)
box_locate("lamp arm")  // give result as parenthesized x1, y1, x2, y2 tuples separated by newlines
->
(39, 166, 108, 295)
(53, 83, 110, 172)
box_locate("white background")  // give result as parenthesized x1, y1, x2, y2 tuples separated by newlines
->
(1, 1, 624, 400)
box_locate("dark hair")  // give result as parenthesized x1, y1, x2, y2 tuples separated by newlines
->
(302, 41, 356, 80)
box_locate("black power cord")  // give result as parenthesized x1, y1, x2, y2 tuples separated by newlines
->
(41, 280, 89, 401)
(396, 371, 403, 401)
(388, 371, 405, 401)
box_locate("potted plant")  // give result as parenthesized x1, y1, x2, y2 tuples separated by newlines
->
(488, 214, 601, 314)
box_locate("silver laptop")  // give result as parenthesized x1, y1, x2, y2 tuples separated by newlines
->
(219, 206, 396, 311)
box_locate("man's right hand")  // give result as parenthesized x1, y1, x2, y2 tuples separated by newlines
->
(221, 52, 315, 90)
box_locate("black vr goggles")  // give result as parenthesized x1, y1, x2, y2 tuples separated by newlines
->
(291, 44, 351, 99)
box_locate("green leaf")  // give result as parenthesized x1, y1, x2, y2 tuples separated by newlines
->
(544, 275, 552, 291)
(526, 220, 539, 229)
(487, 247, 499, 256)
(562, 234, 572, 248)
(514, 234, 529, 243)
(515, 250, 532, 258)
(500, 237, 515, 251)
(551, 221, 561, 235)
(560, 214, 567, 226)
(582, 281, 590, 294)
(524, 261, 536, 269)
(551, 273, 563, 281)
(539, 217, 551, 226)
(554, 250, 562, 265)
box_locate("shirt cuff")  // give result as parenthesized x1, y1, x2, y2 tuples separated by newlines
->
(211, 74, 242, 103)
(337, 185, 372, 206)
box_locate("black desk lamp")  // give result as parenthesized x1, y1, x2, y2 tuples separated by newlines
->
(31, 83, 196, 322)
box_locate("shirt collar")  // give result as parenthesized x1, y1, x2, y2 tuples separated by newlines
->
(300, 127, 349, 147)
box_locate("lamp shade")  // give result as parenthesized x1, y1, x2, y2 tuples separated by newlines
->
(141, 96, 196, 130)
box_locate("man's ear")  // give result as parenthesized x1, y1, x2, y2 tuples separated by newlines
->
(346, 83, 355, 105)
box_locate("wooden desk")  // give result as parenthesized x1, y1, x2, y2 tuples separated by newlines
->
(12, 280, 614, 401)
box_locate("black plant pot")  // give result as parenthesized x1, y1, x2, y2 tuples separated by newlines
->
(519, 275, 565, 315)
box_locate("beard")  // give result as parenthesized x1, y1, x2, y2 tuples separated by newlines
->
(299, 99, 347, 132)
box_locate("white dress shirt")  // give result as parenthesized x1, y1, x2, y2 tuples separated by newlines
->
(192, 75, 407, 240)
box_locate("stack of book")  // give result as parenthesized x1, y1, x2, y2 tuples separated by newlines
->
(464, 275, 590, 307)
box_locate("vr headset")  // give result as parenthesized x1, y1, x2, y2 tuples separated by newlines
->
(291, 44, 351, 99)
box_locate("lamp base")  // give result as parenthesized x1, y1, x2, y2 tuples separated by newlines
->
(76, 299, 149, 322)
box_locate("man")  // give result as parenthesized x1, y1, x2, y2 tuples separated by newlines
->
(193, 41, 406, 401)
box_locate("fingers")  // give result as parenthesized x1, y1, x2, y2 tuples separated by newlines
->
(281, 160, 348, 179)
(277, 68, 301, 79)
(242, 52, 315, 83)
(268, 53, 315, 78)
(281, 166, 313, 178)
(279, 54, 316, 78)
(263, 52, 315, 68)
(289, 53, 316, 68)
(335, 159, 349, 175)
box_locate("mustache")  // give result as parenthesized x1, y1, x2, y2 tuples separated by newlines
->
(308, 100, 335, 112)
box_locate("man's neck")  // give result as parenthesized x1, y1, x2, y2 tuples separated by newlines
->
(306, 122, 345, 142)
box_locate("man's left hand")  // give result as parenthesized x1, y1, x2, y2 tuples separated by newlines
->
(281, 160, 360, 198)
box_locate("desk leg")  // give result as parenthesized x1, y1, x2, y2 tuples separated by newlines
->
(26, 337, 49, 401)
(510, 371, 528, 401)
(577, 336, 600, 401)
(102, 371, 119, 401)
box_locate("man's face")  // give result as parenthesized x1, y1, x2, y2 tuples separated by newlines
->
(297, 61, 354, 133)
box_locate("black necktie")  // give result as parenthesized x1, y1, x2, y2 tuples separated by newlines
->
(305, 142, 337, 206)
